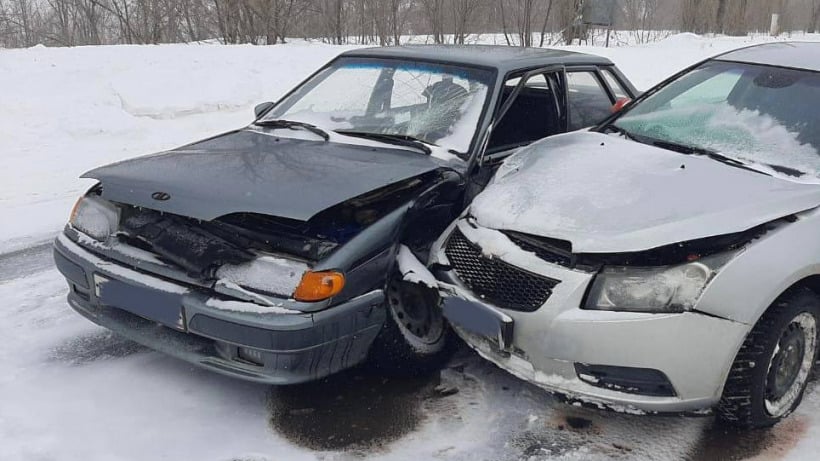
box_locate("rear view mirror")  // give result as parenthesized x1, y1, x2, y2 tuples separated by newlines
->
(611, 97, 632, 113)
(254, 101, 275, 118)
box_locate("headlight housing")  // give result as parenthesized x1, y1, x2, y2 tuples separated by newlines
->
(216, 255, 311, 297)
(584, 252, 737, 313)
(69, 195, 120, 241)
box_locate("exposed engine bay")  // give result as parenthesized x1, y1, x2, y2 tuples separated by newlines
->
(108, 173, 436, 280)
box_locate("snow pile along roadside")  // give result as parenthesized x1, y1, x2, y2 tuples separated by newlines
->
(0, 41, 358, 252)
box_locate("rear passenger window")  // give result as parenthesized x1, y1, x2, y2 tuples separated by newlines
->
(602, 70, 629, 100)
(567, 71, 614, 130)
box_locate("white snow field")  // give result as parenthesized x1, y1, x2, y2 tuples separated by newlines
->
(3, 33, 820, 461)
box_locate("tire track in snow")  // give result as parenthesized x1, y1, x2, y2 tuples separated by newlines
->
(0, 240, 53, 282)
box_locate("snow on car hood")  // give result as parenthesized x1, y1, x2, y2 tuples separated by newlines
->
(84, 129, 444, 222)
(471, 131, 820, 253)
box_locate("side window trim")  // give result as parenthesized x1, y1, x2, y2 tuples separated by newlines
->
(494, 65, 566, 127)
(478, 65, 566, 165)
(600, 67, 633, 102)
(565, 67, 618, 131)
(596, 69, 617, 103)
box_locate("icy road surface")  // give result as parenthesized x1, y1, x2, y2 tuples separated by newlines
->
(2, 245, 819, 461)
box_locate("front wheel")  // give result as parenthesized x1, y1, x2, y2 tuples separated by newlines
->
(368, 276, 453, 375)
(717, 288, 820, 428)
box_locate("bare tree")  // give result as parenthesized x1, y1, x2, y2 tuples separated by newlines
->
(557, 0, 584, 44)
(621, 0, 660, 43)
(420, 0, 445, 43)
(497, 0, 554, 47)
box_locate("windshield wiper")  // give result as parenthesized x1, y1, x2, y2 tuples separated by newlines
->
(650, 139, 771, 176)
(334, 130, 433, 155)
(601, 124, 637, 141)
(254, 119, 330, 141)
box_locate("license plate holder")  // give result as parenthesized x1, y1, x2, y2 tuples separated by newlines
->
(94, 274, 185, 331)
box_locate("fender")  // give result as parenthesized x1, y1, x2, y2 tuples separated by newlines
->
(696, 207, 820, 325)
(394, 170, 464, 267)
(312, 170, 461, 302)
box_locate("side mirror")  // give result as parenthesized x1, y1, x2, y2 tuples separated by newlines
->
(254, 101, 275, 118)
(611, 97, 632, 113)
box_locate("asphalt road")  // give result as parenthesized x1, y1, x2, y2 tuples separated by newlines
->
(2, 243, 812, 461)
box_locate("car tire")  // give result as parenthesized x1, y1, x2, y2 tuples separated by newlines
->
(717, 288, 820, 428)
(368, 275, 454, 375)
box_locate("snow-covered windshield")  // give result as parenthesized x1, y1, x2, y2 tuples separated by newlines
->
(264, 57, 494, 156)
(613, 60, 820, 178)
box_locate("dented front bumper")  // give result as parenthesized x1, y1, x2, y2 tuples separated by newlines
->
(424, 220, 751, 414)
(53, 232, 385, 384)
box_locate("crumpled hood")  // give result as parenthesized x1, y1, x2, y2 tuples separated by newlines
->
(84, 129, 444, 222)
(472, 131, 820, 253)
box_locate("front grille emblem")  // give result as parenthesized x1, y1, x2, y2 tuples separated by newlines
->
(151, 191, 171, 201)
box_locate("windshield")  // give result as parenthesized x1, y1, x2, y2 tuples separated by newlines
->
(263, 57, 494, 156)
(612, 60, 820, 178)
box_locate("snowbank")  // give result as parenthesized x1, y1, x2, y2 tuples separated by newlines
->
(0, 41, 358, 252)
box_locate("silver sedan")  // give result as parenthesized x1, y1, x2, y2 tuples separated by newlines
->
(422, 42, 820, 428)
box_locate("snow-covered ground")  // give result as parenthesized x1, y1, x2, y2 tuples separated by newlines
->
(4, 33, 820, 461)
(3, 32, 817, 252)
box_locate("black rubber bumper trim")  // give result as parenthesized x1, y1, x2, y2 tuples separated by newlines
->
(53, 247, 89, 289)
(66, 291, 385, 385)
(574, 363, 678, 397)
(187, 292, 386, 352)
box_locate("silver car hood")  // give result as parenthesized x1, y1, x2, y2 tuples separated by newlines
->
(471, 131, 820, 253)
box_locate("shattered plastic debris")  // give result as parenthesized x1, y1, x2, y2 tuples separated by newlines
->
(397, 244, 438, 288)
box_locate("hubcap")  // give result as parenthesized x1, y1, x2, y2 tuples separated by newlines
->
(387, 280, 444, 349)
(764, 312, 817, 417)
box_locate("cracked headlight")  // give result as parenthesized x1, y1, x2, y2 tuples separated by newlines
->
(69, 195, 120, 241)
(584, 252, 736, 313)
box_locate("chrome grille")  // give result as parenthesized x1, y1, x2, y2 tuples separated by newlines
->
(444, 228, 559, 312)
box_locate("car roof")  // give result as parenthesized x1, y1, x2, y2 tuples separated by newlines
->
(714, 42, 820, 72)
(339, 45, 614, 72)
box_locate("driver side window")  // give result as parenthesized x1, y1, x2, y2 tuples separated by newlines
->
(487, 72, 564, 154)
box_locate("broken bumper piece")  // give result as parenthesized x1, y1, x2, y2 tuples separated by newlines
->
(53, 233, 385, 384)
(417, 220, 751, 414)
(435, 267, 749, 414)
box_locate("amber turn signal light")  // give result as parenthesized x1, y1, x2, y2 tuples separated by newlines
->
(293, 270, 345, 302)
(69, 196, 84, 223)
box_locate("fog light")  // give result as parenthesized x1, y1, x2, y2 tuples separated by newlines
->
(237, 347, 265, 366)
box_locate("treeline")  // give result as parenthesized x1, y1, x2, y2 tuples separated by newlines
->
(1, 0, 819, 48)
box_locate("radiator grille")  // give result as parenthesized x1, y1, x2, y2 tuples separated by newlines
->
(444, 228, 559, 312)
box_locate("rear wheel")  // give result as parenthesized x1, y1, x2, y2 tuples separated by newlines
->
(717, 289, 820, 428)
(368, 276, 453, 375)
